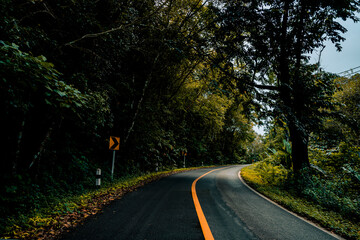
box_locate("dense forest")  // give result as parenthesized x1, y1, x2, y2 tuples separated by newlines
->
(1, 0, 359, 238)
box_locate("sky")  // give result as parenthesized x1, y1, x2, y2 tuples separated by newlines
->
(311, 16, 360, 74)
(254, 15, 360, 135)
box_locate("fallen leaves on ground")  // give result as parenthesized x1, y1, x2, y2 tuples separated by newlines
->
(7, 169, 193, 240)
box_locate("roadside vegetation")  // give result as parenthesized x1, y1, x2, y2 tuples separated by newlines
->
(242, 77, 360, 239)
(242, 163, 360, 239)
(2, 167, 208, 239)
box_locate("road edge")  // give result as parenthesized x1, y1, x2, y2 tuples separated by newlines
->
(238, 169, 344, 240)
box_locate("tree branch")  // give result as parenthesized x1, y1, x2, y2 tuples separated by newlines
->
(124, 53, 161, 144)
(64, 1, 168, 46)
(216, 61, 280, 91)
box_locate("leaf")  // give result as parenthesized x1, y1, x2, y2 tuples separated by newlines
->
(45, 99, 52, 105)
(60, 103, 71, 108)
(11, 43, 19, 49)
(55, 90, 67, 97)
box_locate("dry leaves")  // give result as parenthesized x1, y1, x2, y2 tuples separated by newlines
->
(17, 170, 185, 240)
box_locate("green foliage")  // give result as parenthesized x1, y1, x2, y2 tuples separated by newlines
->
(249, 120, 360, 226)
(242, 166, 360, 239)
(1, 1, 257, 237)
(214, 0, 360, 172)
(334, 74, 360, 130)
(303, 74, 360, 224)
(300, 174, 360, 221)
(259, 124, 292, 169)
(246, 134, 265, 163)
(311, 74, 360, 149)
(308, 142, 360, 195)
(254, 161, 289, 186)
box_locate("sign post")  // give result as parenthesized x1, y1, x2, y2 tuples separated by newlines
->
(182, 151, 187, 168)
(183, 154, 186, 168)
(96, 168, 101, 187)
(109, 136, 120, 180)
(111, 151, 116, 180)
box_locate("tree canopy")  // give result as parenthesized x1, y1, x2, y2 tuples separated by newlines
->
(210, 0, 360, 172)
(0, 0, 255, 232)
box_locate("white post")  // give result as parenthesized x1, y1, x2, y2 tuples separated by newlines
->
(111, 151, 115, 180)
(183, 155, 186, 168)
(96, 168, 101, 187)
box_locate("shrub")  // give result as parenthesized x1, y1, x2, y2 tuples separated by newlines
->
(300, 174, 360, 221)
(244, 161, 289, 186)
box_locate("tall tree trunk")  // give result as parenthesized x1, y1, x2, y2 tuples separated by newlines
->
(278, 0, 310, 174)
(289, 123, 309, 173)
(124, 53, 160, 144)
(291, 0, 310, 174)
(13, 118, 26, 176)
(29, 122, 54, 170)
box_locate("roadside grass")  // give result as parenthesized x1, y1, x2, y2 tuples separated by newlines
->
(241, 164, 360, 240)
(2, 167, 208, 240)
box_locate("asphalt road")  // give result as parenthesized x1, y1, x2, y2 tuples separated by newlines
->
(60, 166, 339, 240)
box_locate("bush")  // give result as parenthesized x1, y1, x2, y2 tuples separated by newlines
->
(243, 161, 289, 186)
(299, 173, 360, 221)
(241, 164, 360, 240)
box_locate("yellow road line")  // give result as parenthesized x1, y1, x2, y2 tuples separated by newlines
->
(191, 167, 229, 240)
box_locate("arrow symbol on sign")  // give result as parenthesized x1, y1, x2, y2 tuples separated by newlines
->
(109, 136, 120, 150)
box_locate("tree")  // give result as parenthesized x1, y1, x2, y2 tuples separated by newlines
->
(334, 74, 360, 142)
(212, 0, 360, 173)
(317, 74, 360, 147)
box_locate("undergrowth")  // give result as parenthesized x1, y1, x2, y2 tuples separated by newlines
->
(241, 163, 360, 240)
(1, 167, 204, 240)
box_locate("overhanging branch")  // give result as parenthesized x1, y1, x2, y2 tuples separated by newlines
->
(253, 83, 279, 91)
(64, 1, 168, 46)
(204, 52, 280, 91)
(217, 64, 280, 91)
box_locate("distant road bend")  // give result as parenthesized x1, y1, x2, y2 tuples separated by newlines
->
(61, 166, 340, 240)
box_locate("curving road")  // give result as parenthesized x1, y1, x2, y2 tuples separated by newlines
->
(61, 165, 339, 240)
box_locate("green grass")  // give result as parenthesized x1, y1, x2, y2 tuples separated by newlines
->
(1, 167, 208, 240)
(241, 164, 360, 240)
